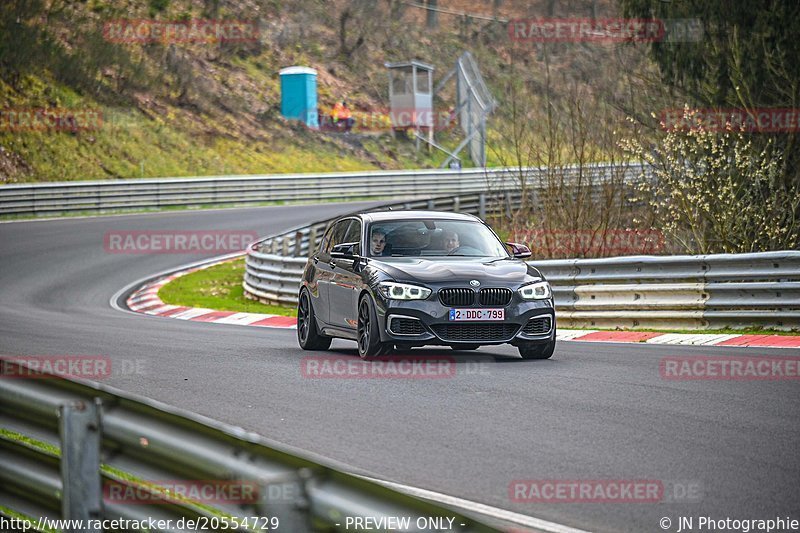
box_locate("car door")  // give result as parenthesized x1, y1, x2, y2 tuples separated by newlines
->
(328, 218, 363, 330)
(313, 220, 349, 325)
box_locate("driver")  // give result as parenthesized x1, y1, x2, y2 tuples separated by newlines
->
(443, 230, 460, 252)
(370, 229, 388, 256)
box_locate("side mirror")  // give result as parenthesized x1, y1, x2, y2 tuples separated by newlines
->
(505, 242, 532, 259)
(331, 242, 359, 259)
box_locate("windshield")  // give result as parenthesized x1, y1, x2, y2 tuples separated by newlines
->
(367, 219, 509, 258)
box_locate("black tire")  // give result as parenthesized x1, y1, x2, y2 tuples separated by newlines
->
(518, 339, 556, 360)
(297, 290, 332, 351)
(357, 295, 391, 360)
(450, 344, 480, 351)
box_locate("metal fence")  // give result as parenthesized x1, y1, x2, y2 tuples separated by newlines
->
(453, 51, 496, 167)
(0, 163, 643, 216)
(243, 197, 800, 331)
(0, 360, 498, 532)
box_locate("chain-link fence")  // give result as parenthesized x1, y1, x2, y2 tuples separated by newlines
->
(456, 51, 496, 167)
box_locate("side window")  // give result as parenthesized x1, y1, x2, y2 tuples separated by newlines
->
(323, 220, 350, 256)
(343, 220, 362, 254)
(318, 226, 334, 256)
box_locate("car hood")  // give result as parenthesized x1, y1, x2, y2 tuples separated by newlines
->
(371, 257, 545, 285)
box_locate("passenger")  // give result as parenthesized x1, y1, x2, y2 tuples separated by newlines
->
(443, 230, 460, 252)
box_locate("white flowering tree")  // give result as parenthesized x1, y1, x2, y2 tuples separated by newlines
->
(620, 108, 800, 254)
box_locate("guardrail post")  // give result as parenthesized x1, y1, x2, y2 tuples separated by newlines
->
(293, 231, 304, 257)
(478, 193, 486, 220)
(59, 399, 102, 533)
(256, 470, 312, 532)
(307, 227, 318, 256)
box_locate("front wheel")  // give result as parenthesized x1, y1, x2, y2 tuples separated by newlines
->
(518, 339, 556, 360)
(357, 295, 392, 360)
(297, 290, 332, 351)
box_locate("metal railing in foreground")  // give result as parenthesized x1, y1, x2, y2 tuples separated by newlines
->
(0, 360, 499, 532)
(243, 196, 800, 331)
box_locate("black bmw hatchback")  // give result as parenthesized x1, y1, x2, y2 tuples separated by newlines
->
(297, 211, 556, 359)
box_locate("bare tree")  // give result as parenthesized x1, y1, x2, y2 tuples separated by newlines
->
(487, 47, 653, 259)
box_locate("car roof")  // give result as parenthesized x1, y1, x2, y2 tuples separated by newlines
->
(359, 210, 482, 223)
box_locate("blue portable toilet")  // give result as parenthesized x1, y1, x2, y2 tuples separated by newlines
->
(279, 66, 318, 128)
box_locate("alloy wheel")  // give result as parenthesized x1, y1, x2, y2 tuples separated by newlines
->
(358, 300, 370, 354)
(298, 293, 310, 344)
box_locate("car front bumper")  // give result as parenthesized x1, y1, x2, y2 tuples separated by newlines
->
(375, 293, 556, 347)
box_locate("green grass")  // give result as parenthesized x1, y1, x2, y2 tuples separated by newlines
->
(0, 70, 453, 184)
(158, 257, 296, 316)
(0, 106, 379, 183)
(155, 260, 798, 335)
(0, 428, 60, 456)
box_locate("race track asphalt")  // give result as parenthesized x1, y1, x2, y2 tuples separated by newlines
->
(1, 203, 798, 532)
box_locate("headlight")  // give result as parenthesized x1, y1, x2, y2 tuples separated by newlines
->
(518, 281, 551, 300)
(378, 281, 431, 300)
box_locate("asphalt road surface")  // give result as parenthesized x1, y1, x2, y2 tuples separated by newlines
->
(1, 203, 798, 532)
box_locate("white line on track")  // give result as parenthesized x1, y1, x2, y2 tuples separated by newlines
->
(355, 474, 592, 533)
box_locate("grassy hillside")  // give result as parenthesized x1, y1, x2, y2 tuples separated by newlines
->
(0, 0, 644, 183)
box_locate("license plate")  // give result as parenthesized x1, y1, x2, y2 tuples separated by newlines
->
(449, 308, 505, 321)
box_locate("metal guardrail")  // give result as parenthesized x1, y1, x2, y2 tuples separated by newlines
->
(243, 200, 800, 331)
(0, 360, 499, 532)
(535, 252, 800, 330)
(0, 164, 643, 216)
